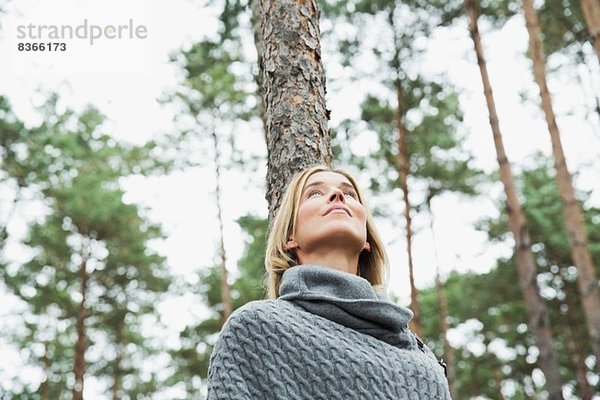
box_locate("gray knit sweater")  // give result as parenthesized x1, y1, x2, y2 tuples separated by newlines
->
(207, 265, 451, 399)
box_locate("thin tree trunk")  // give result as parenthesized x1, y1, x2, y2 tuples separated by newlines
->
(493, 364, 507, 400)
(484, 336, 508, 400)
(428, 200, 458, 400)
(522, 0, 600, 373)
(73, 255, 89, 400)
(580, 0, 600, 61)
(464, 1, 564, 398)
(397, 82, 420, 336)
(259, 0, 332, 221)
(112, 318, 125, 400)
(435, 273, 457, 399)
(387, 3, 421, 337)
(563, 284, 594, 400)
(0, 184, 23, 250)
(211, 129, 232, 322)
(39, 340, 50, 400)
(249, 0, 268, 143)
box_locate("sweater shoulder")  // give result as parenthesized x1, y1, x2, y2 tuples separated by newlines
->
(230, 299, 282, 316)
(229, 298, 286, 317)
(224, 299, 294, 329)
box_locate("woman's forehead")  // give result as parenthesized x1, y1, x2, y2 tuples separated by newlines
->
(304, 171, 353, 187)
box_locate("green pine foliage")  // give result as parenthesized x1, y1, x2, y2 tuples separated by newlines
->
(164, 214, 267, 395)
(420, 155, 600, 398)
(1, 1, 598, 398)
(0, 96, 171, 398)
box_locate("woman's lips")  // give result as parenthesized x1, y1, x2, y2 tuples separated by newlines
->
(324, 206, 351, 216)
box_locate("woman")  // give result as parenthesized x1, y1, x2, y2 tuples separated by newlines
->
(207, 165, 451, 399)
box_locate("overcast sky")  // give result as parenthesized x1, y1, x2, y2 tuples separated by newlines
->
(1, 0, 599, 397)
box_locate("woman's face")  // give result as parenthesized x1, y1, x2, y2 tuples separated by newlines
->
(287, 171, 370, 255)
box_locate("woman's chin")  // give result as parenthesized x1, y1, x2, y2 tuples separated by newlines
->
(307, 231, 365, 251)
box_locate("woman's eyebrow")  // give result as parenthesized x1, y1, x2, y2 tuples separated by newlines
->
(302, 181, 355, 194)
(302, 181, 324, 194)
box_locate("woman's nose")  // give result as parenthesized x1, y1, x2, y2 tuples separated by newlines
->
(329, 188, 345, 203)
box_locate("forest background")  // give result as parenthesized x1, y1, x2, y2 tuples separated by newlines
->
(0, 0, 599, 399)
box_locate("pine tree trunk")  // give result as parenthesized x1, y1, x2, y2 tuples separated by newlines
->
(428, 201, 458, 400)
(435, 266, 457, 399)
(249, 0, 268, 143)
(211, 130, 233, 322)
(484, 336, 508, 400)
(580, 0, 600, 61)
(0, 184, 22, 251)
(522, 0, 600, 373)
(73, 256, 89, 400)
(258, 0, 332, 220)
(464, 1, 564, 398)
(565, 318, 594, 400)
(388, 3, 421, 337)
(396, 80, 420, 336)
(39, 340, 50, 400)
(112, 318, 125, 400)
(564, 284, 594, 400)
(493, 365, 507, 400)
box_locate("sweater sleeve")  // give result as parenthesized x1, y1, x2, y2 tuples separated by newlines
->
(206, 302, 265, 400)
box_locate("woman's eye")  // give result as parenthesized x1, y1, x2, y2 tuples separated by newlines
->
(344, 190, 357, 198)
(308, 189, 323, 197)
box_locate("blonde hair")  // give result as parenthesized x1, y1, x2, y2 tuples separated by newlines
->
(265, 165, 389, 299)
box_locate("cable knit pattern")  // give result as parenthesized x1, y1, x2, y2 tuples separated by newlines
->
(207, 265, 451, 399)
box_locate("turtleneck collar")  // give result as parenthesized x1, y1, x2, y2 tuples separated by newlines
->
(278, 264, 417, 349)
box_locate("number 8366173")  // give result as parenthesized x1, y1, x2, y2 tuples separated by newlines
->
(18, 42, 66, 51)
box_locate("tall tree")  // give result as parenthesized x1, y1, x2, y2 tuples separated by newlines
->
(211, 129, 233, 323)
(166, 0, 262, 320)
(463, 1, 564, 397)
(92, 205, 170, 399)
(478, 154, 600, 398)
(257, 0, 332, 219)
(387, 0, 421, 336)
(433, 252, 457, 400)
(0, 100, 170, 398)
(522, 0, 600, 373)
(166, 214, 268, 394)
(517, 156, 599, 398)
(249, 0, 268, 139)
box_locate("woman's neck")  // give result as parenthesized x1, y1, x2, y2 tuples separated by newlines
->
(296, 247, 359, 275)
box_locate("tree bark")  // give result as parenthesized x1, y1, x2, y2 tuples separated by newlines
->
(493, 364, 507, 400)
(387, 2, 421, 337)
(428, 201, 458, 400)
(112, 318, 125, 400)
(39, 340, 50, 400)
(522, 0, 600, 374)
(464, 1, 564, 398)
(258, 0, 332, 221)
(249, 0, 268, 143)
(563, 284, 594, 400)
(580, 0, 600, 61)
(72, 256, 89, 400)
(0, 184, 22, 251)
(211, 129, 233, 323)
(396, 79, 420, 336)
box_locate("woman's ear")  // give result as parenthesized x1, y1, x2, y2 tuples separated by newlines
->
(363, 242, 371, 252)
(285, 239, 299, 250)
